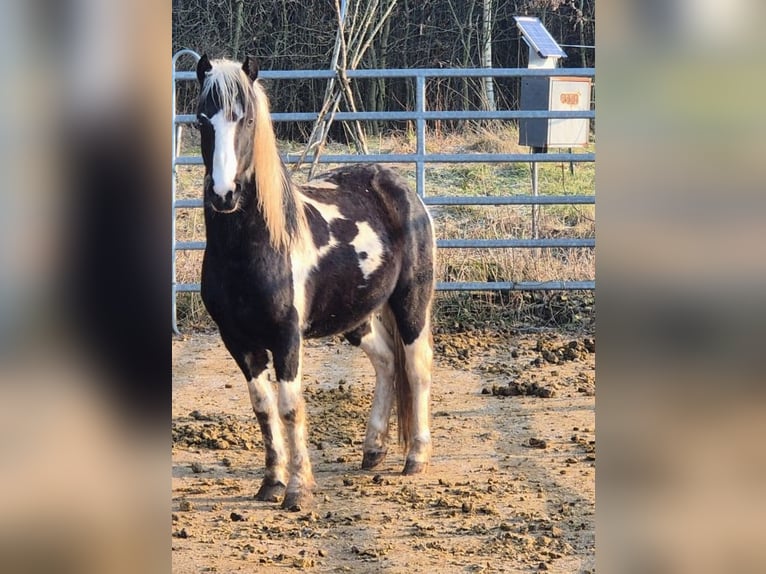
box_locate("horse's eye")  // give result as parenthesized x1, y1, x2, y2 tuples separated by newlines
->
(246, 117, 254, 127)
(196, 114, 211, 130)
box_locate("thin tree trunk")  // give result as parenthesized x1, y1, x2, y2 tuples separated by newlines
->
(481, 0, 496, 112)
(579, 0, 587, 68)
(231, 0, 245, 60)
(296, 0, 398, 175)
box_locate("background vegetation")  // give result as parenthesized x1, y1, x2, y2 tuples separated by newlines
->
(172, 0, 595, 332)
(173, 0, 594, 139)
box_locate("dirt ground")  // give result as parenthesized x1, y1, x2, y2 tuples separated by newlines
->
(172, 326, 595, 573)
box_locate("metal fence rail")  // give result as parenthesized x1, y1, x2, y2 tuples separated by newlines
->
(172, 49, 595, 333)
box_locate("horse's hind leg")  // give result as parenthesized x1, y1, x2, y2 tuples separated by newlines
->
(345, 316, 396, 470)
(401, 319, 434, 475)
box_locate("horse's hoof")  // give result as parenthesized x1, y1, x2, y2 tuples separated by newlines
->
(362, 450, 387, 470)
(255, 480, 286, 503)
(281, 490, 312, 512)
(402, 459, 427, 475)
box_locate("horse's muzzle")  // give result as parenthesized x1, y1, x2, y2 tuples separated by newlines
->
(207, 184, 241, 213)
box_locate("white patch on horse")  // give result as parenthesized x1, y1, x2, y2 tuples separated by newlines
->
(209, 107, 242, 198)
(350, 222, 385, 280)
(277, 371, 315, 491)
(359, 316, 396, 452)
(403, 324, 433, 461)
(302, 196, 343, 223)
(304, 180, 339, 190)
(291, 233, 338, 328)
(247, 371, 287, 483)
(291, 195, 343, 326)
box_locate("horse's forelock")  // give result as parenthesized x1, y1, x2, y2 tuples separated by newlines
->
(200, 59, 254, 118)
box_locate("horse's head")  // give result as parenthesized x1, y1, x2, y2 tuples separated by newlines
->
(195, 54, 259, 213)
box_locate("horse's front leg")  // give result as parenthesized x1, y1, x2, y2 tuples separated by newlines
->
(223, 342, 289, 502)
(273, 332, 314, 511)
(247, 368, 289, 502)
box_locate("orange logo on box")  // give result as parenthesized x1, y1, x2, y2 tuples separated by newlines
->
(560, 92, 580, 106)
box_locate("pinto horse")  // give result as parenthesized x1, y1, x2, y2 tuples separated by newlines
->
(194, 55, 435, 510)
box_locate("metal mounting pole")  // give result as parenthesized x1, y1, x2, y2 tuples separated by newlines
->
(531, 146, 544, 239)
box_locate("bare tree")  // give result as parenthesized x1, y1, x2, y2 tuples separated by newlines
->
(296, 0, 399, 175)
(481, 0, 496, 111)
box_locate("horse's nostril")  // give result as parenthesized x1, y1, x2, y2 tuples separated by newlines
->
(225, 190, 233, 203)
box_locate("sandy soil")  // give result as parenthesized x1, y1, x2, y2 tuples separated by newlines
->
(172, 327, 595, 573)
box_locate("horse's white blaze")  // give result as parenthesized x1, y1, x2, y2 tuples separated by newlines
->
(351, 222, 385, 280)
(209, 109, 241, 198)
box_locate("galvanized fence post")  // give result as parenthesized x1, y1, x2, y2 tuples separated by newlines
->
(172, 49, 200, 335)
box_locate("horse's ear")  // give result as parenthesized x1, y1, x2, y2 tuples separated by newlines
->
(196, 54, 212, 85)
(242, 56, 259, 82)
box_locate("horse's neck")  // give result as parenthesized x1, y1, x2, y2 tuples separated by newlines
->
(205, 192, 273, 249)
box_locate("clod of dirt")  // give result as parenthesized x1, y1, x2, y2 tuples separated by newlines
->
(173, 528, 190, 539)
(172, 413, 260, 450)
(535, 336, 591, 364)
(190, 462, 205, 474)
(189, 410, 213, 421)
(230, 512, 244, 522)
(528, 437, 548, 449)
(293, 557, 315, 569)
(489, 382, 556, 398)
(178, 499, 193, 512)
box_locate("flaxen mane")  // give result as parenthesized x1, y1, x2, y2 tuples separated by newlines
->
(200, 59, 307, 251)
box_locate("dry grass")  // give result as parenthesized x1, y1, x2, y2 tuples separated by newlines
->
(174, 123, 595, 331)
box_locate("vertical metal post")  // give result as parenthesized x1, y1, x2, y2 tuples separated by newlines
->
(415, 74, 426, 198)
(530, 152, 540, 239)
(171, 58, 180, 335)
(171, 50, 200, 335)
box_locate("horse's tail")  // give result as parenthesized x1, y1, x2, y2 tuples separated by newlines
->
(380, 305, 413, 450)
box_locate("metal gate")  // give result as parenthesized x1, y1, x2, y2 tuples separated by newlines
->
(172, 50, 595, 333)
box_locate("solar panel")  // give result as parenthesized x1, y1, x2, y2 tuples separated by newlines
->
(514, 16, 567, 59)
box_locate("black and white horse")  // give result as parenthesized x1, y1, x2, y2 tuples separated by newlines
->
(195, 55, 435, 510)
